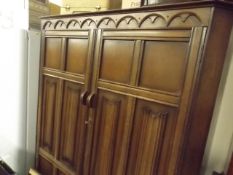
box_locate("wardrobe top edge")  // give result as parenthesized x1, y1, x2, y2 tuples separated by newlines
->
(41, 0, 233, 20)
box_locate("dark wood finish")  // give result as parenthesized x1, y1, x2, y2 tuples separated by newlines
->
(37, 2, 233, 175)
(127, 100, 177, 175)
(38, 156, 53, 175)
(90, 91, 130, 175)
(44, 38, 62, 69)
(66, 38, 88, 74)
(88, 28, 204, 175)
(100, 39, 135, 84)
(139, 40, 188, 94)
(39, 76, 59, 155)
(58, 81, 87, 173)
(57, 171, 66, 175)
(37, 31, 95, 175)
(180, 8, 233, 175)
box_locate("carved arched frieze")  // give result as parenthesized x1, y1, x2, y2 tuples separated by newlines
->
(81, 18, 97, 29)
(41, 8, 208, 31)
(54, 20, 66, 30)
(116, 15, 139, 28)
(97, 17, 116, 28)
(42, 21, 52, 30)
(66, 19, 80, 29)
(139, 13, 167, 28)
(167, 12, 202, 27)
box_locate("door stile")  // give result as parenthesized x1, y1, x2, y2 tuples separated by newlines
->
(82, 29, 98, 175)
(167, 27, 207, 175)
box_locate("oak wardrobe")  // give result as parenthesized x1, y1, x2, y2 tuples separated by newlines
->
(36, 1, 233, 175)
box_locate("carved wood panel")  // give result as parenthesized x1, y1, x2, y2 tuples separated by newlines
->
(40, 76, 59, 155)
(90, 90, 131, 175)
(89, 91, 178, 175)
(127, 100, 177, 175)
(59, 81, 87, 173)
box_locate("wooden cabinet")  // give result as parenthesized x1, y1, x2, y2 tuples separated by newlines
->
(37, 1, 233, 175)
(88, 29, 203, 175)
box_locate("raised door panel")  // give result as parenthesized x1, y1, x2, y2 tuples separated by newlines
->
(43, 31, 93, 81)
(90, 90, 131, 175)
(40, 76, 59, 155)
(99, 39, 135, 84)
(59, 81, 87, 173)
(66, 38, 89, 75)
(44, 38, 62, 69)
(93, 30, 191, 100)
(89, 91, 178, 175)
(139, 41, 189, 95)
(126, 100, 177, 175)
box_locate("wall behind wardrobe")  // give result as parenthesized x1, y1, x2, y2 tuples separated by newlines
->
(0, 0, 28, 174)
(25, 30, 41, 173)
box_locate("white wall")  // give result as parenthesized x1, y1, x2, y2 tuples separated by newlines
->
(26, 30, 41, 173)
(0, 29, 28, 175)
(202, 28, 233, 175)
(0, 0, 28, 174)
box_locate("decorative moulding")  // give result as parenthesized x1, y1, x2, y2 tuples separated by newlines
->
(42, 7, 210, 30)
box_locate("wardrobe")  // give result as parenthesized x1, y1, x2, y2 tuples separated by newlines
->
(36, 1, 233, 175)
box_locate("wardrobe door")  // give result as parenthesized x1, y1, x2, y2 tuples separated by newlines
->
(37, 30, 95, 175)
(89, 28, 206, 175)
